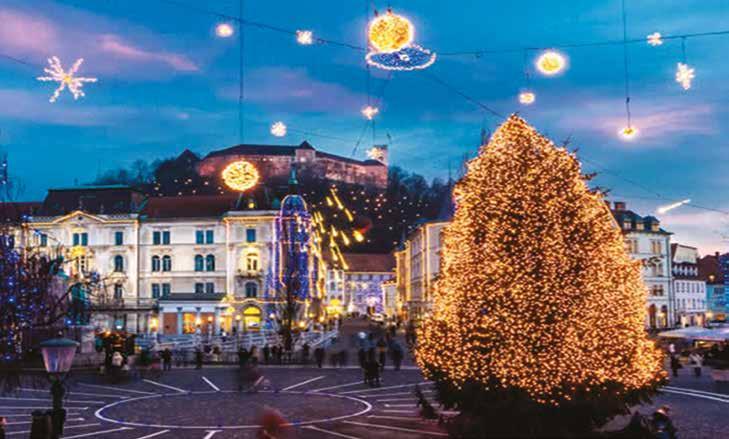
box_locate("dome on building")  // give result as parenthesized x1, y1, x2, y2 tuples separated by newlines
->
(280, 194, 308, 217)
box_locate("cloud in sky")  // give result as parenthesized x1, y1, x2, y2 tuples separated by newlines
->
(0, 6, 199, 75)
(220, 66, 365, 113)
(660, 208, 729, 255)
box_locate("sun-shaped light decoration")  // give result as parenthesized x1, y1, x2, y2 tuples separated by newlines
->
(368, 9, 414, 53)
(619, 125, 639, 140)
(296, 30, 314, 45)
(222, 160, 260, 192)
(518, 91, 536, 105)
(535, 50, 567, 76)
(271, 121, 287, 137)
(675, 62, 695, 90)
(216, 23, 234, 38)
(647, 32, 663, 46)
(37, 57, 97, 103)
(361, 105, 379, 120)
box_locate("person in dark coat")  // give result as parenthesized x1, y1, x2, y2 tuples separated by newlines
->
(161, 348, 172, 371)
(314, 347, 325, 368)
(238, 347, 250, 367)
(357, 347, 366, 369)
(391, 342, 404, 371)
(376, 338, 387, 371)
(302, 343, 310, 364)
(669, 355, 681, 377)
(195, 348, 203, 370)
(263, 344, 271, 364)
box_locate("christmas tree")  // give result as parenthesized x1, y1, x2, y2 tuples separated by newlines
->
(415, 115, 665, 437)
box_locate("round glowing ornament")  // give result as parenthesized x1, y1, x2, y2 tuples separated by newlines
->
(368, 9, 414, 53)
(535, 50, 567, 76)
(216, 23, 234, 38)
(270, 121, 287, 137)
(619, 125, 638, 140)
(518, 91, 536, 105)
(222, 160, 260, 192)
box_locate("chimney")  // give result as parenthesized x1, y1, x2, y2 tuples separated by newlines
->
(613, 201, 626, 211)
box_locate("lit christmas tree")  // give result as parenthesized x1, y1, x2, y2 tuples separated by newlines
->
(415, 115, 665, 437)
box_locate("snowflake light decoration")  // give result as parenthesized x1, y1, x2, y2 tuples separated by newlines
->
(361, 105, 379, 120)
(37, 56, 97, 103)
(366, 44, 436, 71)
(647, 32, 663, 46)
(296, 30, 314, 45)
(271, 121, 287, 137)
(675, 62, 695, 90)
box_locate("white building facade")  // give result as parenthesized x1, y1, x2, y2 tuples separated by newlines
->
(671, 244, 707, 327)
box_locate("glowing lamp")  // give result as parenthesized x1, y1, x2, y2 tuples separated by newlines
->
(271, 121, 287, 137)
(619, 125, 638, 140)
(368, 9, 414, 53)
(518, 91, 536, 105)
(298, 321, 306, 329)
(535, 50, 567, 76)
(207, 316, 213, 323)
(362, 105, 379, 120)
(236, 315, 242, 321)
(216, 23, 234, 38)
(222, 160, 259, 192)
(40, 338, 79, 376)
(150, 318, 159, 330)
(647, 32, 663, 46)
(296, 30, 314, 45)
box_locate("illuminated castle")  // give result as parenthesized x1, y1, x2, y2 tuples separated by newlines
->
(197, 141, 388, 188)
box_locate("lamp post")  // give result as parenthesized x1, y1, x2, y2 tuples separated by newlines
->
(39, 338, 79, 439)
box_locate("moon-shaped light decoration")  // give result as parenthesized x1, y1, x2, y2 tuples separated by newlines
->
(222, 160, 260, 192)
(368, 9, 414, 53)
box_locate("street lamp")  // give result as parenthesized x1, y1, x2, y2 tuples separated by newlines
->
(39, 338, 79, 439)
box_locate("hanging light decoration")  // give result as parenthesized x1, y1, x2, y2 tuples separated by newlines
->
(221, 160, 260, 192)
(619, 125, 638, 140)
(361, 105, 379, 120)
(675, 62, 695, 90)
(366, 45, 436, 71)
(518, 91, 536, 105)
(535, 50, 567, 76)
(368, 9, 414, 53)
(270, 121, 287, 137)
(296, 30, 314, 45)
(647, 32, 663, 46)
(37, 57, 97, 103)
(215, 23, 235, 38)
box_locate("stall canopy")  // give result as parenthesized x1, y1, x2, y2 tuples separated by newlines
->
(658, 326, 729, 342)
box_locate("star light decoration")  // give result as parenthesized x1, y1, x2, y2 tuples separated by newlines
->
(37, 57, 97, 103)
(271, 121, 287, 137)
(647, 32, 663, 46)
(365, 9, 436, 71)
(535, 50, 567, 76)
(361, 105, 379, 120)
(222, 160, 260, 192)
(675, 62, 695, 90)
(518, 91, 536, 105)
(296, 30, 314, 45)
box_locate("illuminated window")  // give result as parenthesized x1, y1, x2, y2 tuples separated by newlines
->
(651, 240, 662, 255)
(246, 253, 259, 271)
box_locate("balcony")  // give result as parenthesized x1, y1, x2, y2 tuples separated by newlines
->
(236, 269, 262, 279)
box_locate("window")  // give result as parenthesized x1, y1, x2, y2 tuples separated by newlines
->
(196, 230, 205, 244)
(114, 284, 123, 299)
(115, 231, 124, 246)
(114, 255, 124, 272)
(245, 282, 257, 298)
(205, 282, 215, 294)
(73, 232, 88, 246)
(162, 255, 172, 272)
(162, 283, 171, 298)
(625, 239, 638, 254)
(194, 255, 204, 272)
(162, 231, 170, 245)
(153, 231, 161, 245)
(39, 233, 48, 247)
(206, 230, 214, 244)
(246, 253, 259, 271)
(205, 254, 215, 272)
(151, 256, 161, 272)
(246, 228, 257, 243)
(650, 285, 664, 297)
(151, 283, 160, 299)
(195, 282, 204, 294)
(651, 240, 662, 255)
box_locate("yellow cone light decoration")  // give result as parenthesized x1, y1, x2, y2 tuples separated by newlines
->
(368, 9, 414, 53)
(222, 160, 260, 192)
(536, 50, 567, 76)
(416, 115, 664, 408)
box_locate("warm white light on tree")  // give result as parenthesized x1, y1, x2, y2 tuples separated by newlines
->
(271, 121, 287, 137)
(296, 30, 314, 45)
(647, 32, 663, 46)
(37, 57, 97, 103)
(535, 50, 567, 76)
(675, 62, 695, 90)
(216, 23, 234, 38)
(361, 105, 379, 120)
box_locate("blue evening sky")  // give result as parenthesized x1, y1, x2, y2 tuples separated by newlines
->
(0, 0, 727, 253)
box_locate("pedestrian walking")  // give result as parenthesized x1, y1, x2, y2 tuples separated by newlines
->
(161, 348, 172, 371)
(302, 342, 310, 364)
(391, 342, 404, 371)
(195, 348, 203, 370)
(263, 344, 271, 364)
(689, 351, 703, 377)
(314, 347, 325, 368)
(669, 354, 681, 377)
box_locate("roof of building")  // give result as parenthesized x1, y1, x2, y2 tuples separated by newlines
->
(39, 185, 146, 216)
(0, 202, 43, 222)
(609, 201, 671, 235)
(140, 194, 245, 218)
(203, 141, 380, 167)
(343, 252, 395, 273)
(698, 253, 724, 284)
